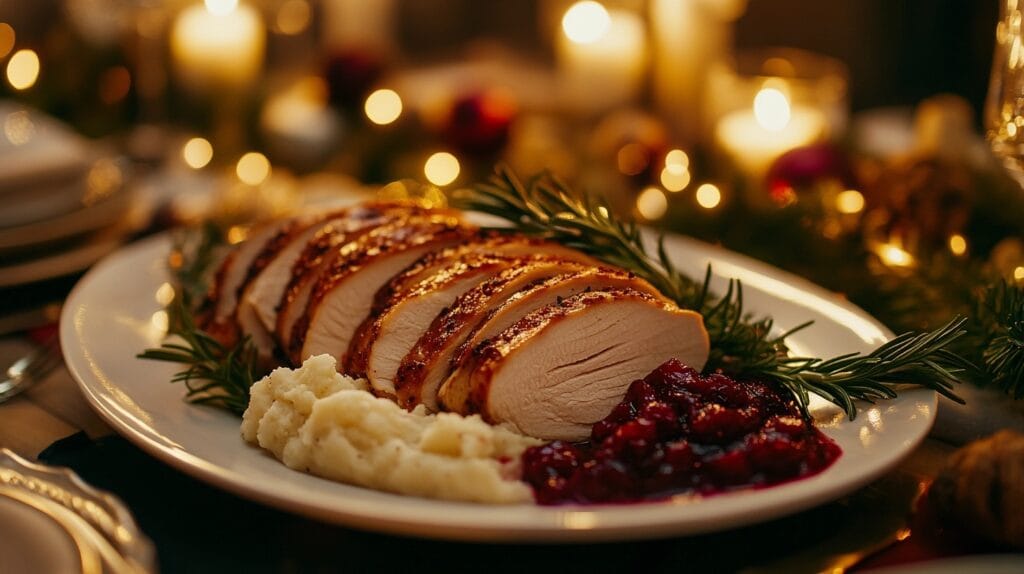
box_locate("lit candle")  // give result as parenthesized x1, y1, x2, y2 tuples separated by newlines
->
(715, 82, 825, 178)
(556, 2, 647, 115)
(650, 0, 746, 144)
(170, 0, 265, 95)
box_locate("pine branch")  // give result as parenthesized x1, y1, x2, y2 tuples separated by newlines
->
(976, 280, 1024, 398)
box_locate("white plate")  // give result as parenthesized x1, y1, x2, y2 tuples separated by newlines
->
(60, 233, 936, 542)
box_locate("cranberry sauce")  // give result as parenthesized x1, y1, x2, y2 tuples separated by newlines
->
(521, 359, 841, 505)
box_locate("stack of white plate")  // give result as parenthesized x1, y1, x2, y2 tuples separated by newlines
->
(0, 102, 144, 288)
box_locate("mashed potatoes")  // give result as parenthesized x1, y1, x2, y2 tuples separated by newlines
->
(241, 354, 541, 503)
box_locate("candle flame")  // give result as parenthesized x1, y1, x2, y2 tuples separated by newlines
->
(753, 87, 791, 132)
(562, 1, 611, 44)
(205, 0, 238, 16)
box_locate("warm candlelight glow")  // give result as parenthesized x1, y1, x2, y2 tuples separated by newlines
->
(665, 148, 689, 169)
(424, 152, 460, 186)
(183, 137, 214, 169)
(562, 1, 611, 44)
(205, 0, 238, 16)
(365, 89, 403, 125)
(6, 49, 39, 90)
(236, 152, 271, 185)
(0, 23, 14, 58)
(835, 189, 865, 214)
(949, 234, 968, 256)
(695, 183, 722, 209)
(753, 87, 791, 132)
(170, 0, 265, 94)
(660, 164, 690, 192)
(557, 4, 646, 113)
(637, 186, 668, 220)
(877, 243, 915, 268)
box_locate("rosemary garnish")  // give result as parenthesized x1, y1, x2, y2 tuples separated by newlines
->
(452, 166, 973, 419)
(137, 299, 256, 415)
(138, 225, 260, 414)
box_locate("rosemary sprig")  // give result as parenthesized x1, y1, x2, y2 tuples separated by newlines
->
(138, 225, 261, 414)
(138, 299, 257, 415)
(452, 166, 973, 419)
(976, 279, 1024, 398)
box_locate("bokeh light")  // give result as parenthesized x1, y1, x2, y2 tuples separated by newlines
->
(424, 152, 460, 186)
(660, 165, 691, 192)
(835, 189, 865, 214)
(949, 234, 968, 256)
(0, 23, 15, 59)
(753, 87, 791, 131)
(205, 0, 238, 16)
(695, 183, 722, 209)
(562, 1, 611, 44)
(236, 151, 271, 185)
(665, 149, 689, 169)
(365, 88, 403, 125)
(183, 137, 214, 169)
(6, 49, 39, 90)
(636, 186, 668, 220)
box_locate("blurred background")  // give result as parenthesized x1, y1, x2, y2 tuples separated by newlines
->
(0, 0, 1020, 349)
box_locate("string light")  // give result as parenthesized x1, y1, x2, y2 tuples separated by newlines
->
(182, 137, 213, 169)
(695, 183, 722, 209)
(949, 234, 968, 256)
(660, 164, 690, 192)
(236, 151, 271, 185)
(6, 49, 39, 90)
(835, 189, 865, 214)
(365, 89, 403, 125)
(424, 152, 460, 186)
(665, 149, 689, 169)
(636, 186, 668, 220)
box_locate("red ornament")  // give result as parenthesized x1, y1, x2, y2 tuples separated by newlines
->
(767, 144, 857, 206)
(324, 49, 385, 108)
(441, 91, 517, 155)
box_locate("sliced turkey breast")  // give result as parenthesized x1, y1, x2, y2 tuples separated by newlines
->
(274, 204, 440, 354)
(392, 257, 591, 412)
(197, 219, 291, 348)
(453, 288, 709, 441)
(236, 212, 338, 362)
(292, 216, 475, 366)
(346, 234, 598, 378)
(437, 267, 664, 413)
(366, 233, 597, 319)
(352, 254, 519, 398)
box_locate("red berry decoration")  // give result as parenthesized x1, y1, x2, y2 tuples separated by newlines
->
(766, 143, 857, 207)
(441, 91, 516, 155)
(521, 359, 842, 504)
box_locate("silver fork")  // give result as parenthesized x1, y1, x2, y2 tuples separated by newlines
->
(0, 334, 62, 404)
